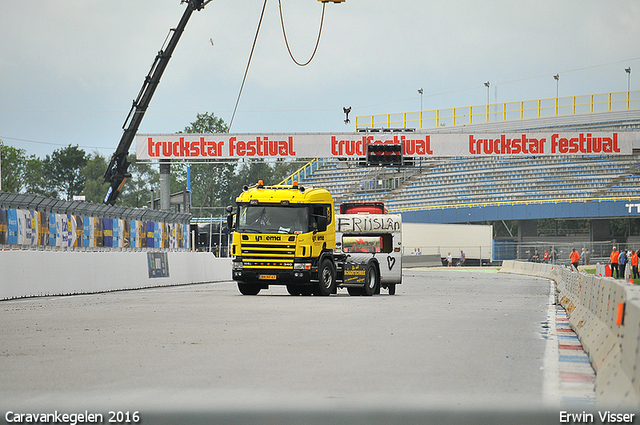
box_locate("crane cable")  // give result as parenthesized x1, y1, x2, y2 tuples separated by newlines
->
(228, 0, 326, 132)
(228, 0, 269, 132)
(278, 0, 326, 67)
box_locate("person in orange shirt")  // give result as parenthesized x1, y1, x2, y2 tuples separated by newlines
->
(569, 248, 580, 271)
(570, 248, 581, 271)
(632, 250, 639, 280)
(610, 247, 619, 278)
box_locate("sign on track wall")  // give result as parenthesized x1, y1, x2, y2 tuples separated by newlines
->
(0, 208, 188, 249)
(136, 131, 637, 160)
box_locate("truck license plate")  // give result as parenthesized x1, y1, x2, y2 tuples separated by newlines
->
(259, 274, 276, 280)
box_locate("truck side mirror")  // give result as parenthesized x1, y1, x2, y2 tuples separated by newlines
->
(226, 206, 234, 231)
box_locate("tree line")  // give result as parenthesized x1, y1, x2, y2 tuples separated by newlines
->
(0, 113, 301, 216)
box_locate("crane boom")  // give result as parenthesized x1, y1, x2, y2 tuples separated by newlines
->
(103, 0, 205, 205)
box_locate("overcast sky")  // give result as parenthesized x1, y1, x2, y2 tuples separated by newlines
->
(1, 0, 639, 159)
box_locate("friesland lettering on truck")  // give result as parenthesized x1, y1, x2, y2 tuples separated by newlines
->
(335, 213, 402, 291)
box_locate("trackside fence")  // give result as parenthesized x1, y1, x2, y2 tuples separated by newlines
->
(0, 192, 191, 251)
(501, 260, 640, 408)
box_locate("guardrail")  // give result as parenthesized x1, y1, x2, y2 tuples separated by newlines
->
(500, 260, 640, 408)
(355, 89, 640, 130)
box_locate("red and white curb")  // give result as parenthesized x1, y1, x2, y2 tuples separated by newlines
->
(543, 281, 596, 407)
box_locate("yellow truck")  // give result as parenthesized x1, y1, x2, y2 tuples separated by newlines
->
(227, 180, 402, 296)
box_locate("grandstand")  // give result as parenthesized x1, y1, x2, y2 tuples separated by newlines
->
(289, 92, 640, 230)
(297, 154, 640, 211)
(293, 108, 640, 261)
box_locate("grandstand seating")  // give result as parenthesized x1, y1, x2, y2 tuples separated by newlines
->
(296, 155, 640, 212)
(293, 105, 640, 214)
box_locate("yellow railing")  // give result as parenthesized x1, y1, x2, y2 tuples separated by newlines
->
(388, 196, 640, 213)
(355, 90, 640, 130)
(278, 158, 326, 186)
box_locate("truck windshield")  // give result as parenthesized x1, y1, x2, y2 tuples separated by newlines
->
(237, 205, 310, 234)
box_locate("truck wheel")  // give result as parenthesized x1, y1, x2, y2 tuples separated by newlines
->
(363, 265, 378, 296)
(237, 282, 261, 295)
(316, 260, 336, 296)
(347, 287, 363, 296)
(286, 285, 301, 296)
(388, 284, 396, 295)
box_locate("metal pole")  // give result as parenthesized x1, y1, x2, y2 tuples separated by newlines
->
(219, 217, 223, 257)
(626, 67, 632, 109)
(209, 216, 213, 252)
(484, 81, 490, 122)
(159, 159, 171, 211)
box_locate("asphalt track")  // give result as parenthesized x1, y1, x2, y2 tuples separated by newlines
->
(0, 268, 592, 424)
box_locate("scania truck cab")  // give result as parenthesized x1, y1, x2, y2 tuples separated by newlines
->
(228, 180, 401, 296)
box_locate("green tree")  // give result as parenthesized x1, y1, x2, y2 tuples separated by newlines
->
(272, 159, 302, 185)
(81, 152, 110, 204)
(118, 154, 159, 208)
(23, 155, 51, 197)
(46, 145, 87, 200)
(181, 112, 229, 134)
(181, 112, 235, 216)
(0, 143, 26, 193)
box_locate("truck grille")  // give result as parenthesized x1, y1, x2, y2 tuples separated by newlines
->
(240, 243, 295, 269)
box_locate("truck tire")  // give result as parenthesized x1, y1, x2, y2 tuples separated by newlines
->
(237, 282, 261, 295)
(347, 287, 363, 296)
(388, 284, 396, 295)
(363, 264, 378, 296)
(286, 285, 302, 296)
(315, 259, 336, 296)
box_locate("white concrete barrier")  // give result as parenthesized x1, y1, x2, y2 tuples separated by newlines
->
(500, 260, 640, 408)
(0, 250, 231, 300)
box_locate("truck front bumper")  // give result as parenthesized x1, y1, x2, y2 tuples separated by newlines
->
(232, 269, 314, 283)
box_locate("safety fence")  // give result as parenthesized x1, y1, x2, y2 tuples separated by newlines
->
(493, 241, 635, 265)
(0, 192, 191, 251)
(501, 260, 640, 408)
(355, 89, 640, 130)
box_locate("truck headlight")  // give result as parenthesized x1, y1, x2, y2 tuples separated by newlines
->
(232, 261, 243, 270)
(293, 263, 312, 270)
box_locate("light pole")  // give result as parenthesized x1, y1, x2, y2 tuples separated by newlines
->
(484, 81, 490, 122)
(484, 81, 490, 105)
(417, 88, 424, 128)
(626, 67, 632, 109)
(554, 74, 560, 115)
